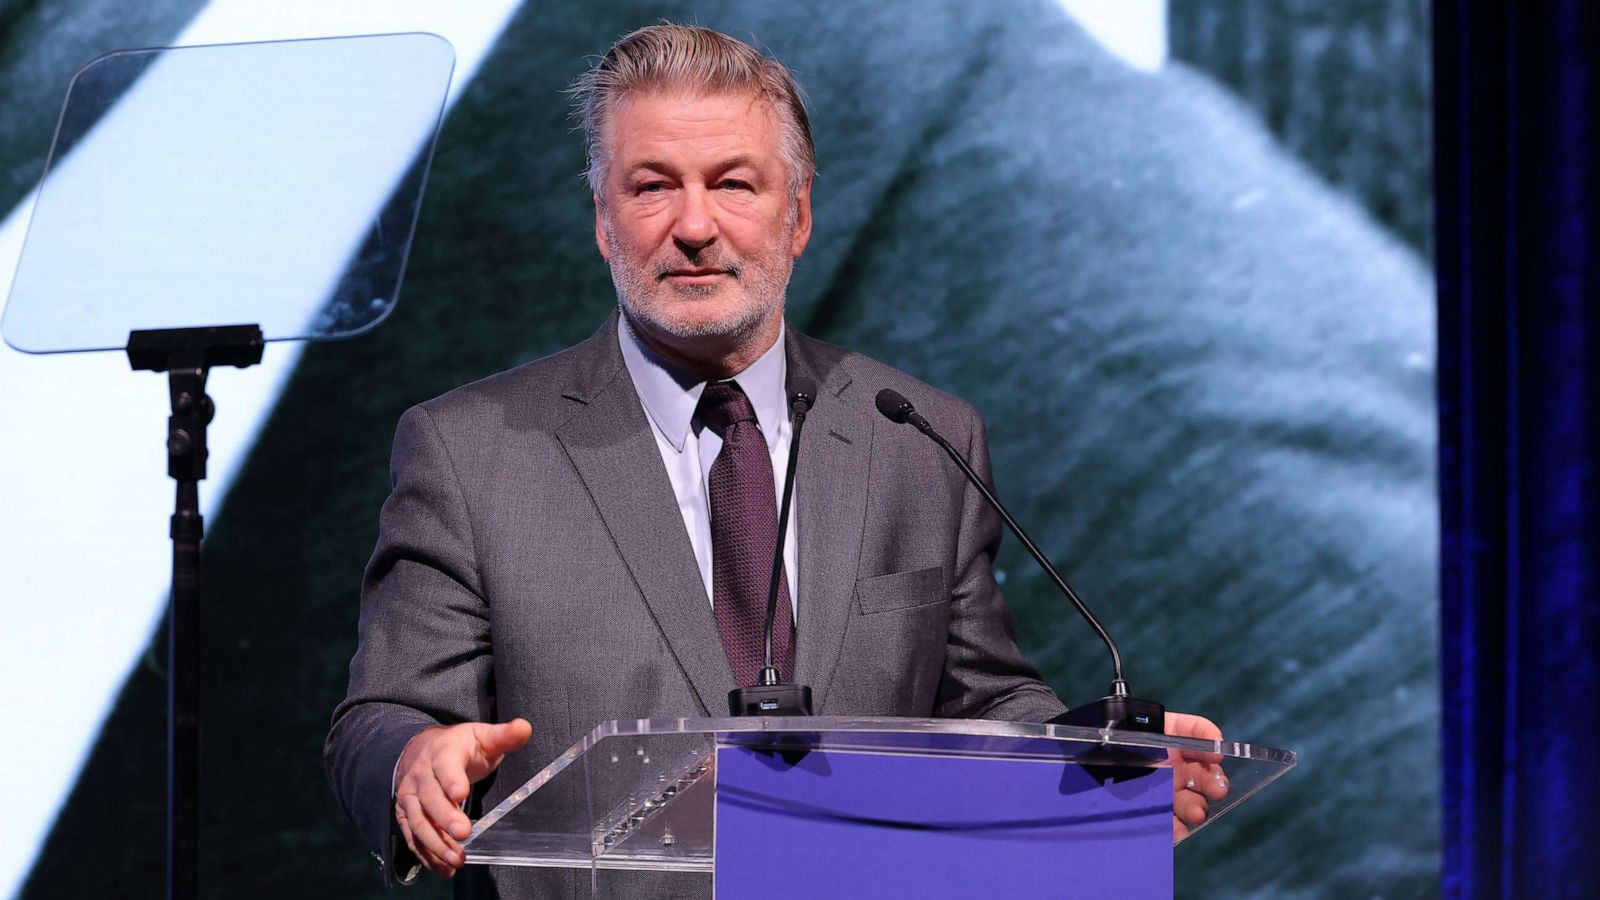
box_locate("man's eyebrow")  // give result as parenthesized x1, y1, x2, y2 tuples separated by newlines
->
(714, 154, 761, 173)
(624, 160, 676, 178)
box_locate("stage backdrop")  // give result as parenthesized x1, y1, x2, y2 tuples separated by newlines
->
(0, 1, 1436, 897)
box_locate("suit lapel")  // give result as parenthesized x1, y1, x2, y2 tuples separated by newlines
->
(553, 316, 733, 715)
(787, 333, 871, 712)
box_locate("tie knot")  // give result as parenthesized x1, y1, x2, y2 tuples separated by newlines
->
(697, 380, 759, 435)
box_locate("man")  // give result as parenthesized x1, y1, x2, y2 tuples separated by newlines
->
(326, 23, 1223, 895)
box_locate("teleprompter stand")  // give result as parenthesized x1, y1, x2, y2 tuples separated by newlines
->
(126, 324, 264, 900)
(1, 33, 455, 900)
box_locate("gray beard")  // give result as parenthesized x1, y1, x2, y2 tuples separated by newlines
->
(613, 273, 781, 341)
(603, 223, 792, 342)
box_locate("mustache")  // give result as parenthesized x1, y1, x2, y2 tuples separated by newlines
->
(653, 255, 741, 281)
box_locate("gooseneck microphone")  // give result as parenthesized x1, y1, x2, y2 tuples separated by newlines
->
(874, 387, 1163, 733)
(729, 378, 817, 716)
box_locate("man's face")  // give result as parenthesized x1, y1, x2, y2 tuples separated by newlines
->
(594, 90, 812, 366)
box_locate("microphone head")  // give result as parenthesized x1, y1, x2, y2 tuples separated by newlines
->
(789, 377, 818, 411)
(875, 388, 916, 424)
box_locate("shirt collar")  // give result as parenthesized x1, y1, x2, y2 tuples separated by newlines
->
(617, 312, 788, 453)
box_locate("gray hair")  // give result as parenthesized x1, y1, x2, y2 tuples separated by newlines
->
(571, 23, 817, 198)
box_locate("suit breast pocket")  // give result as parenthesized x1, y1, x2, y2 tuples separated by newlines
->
(839, 565, 950, 714)
(855, 565, 947, 615)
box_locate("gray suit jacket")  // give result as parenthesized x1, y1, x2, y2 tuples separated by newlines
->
(325, 313, 1065, 896)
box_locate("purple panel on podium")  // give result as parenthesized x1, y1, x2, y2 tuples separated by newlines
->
(713, 745, 1172, 899)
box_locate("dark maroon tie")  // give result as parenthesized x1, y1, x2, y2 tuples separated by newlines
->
(697, 380, 795, 686)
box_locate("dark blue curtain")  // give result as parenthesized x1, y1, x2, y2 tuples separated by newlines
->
(1436, 1, 1600, 896)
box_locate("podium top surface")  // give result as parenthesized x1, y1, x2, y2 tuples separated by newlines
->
(542, 714, 1292, 762)
(465, 716, 1296, 873)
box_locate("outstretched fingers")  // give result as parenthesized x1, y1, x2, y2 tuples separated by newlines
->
(421, 763, 473, 844)
(396, 789, 464, 877)
(391, 718, 534, 880)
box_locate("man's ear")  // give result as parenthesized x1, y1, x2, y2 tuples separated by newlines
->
(593, 192, 611, 262)
(789, 177, 814, 259)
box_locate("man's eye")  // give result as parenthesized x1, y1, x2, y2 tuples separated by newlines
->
(718, 180, 753, 191)
(636, 182, 668, 194)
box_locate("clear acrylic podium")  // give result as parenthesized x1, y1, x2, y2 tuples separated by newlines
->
(465, 717, 1295, 898)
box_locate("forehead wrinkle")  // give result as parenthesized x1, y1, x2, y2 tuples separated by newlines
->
(603, 90, 781, 157)
(624, 153, 763, 176)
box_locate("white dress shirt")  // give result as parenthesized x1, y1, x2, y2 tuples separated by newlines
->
(616, 313, 799, 612)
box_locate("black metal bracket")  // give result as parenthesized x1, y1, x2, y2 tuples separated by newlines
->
(127, 325, 262, 483)
(127, 324, 266, 372)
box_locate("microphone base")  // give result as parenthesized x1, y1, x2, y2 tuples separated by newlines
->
(1050, 695, 1165, 733)
(1051, 696, 1167, 785)
(729, 683, 813, 717)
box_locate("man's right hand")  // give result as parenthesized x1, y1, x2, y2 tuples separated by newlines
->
(393, 718, 533, 878)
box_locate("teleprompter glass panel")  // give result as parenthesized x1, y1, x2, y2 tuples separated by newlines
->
(2, 32, 454, 353)
(463, 717, 1297, 873)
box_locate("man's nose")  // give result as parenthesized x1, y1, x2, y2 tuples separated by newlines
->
(671, 184, 717, 252)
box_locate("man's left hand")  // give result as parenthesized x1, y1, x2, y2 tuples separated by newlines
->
(1165, 711, 1228, 841)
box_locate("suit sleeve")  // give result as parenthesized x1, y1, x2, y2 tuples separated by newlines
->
(933, 406, 1069, 723)
(324, 404, 495, 885)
